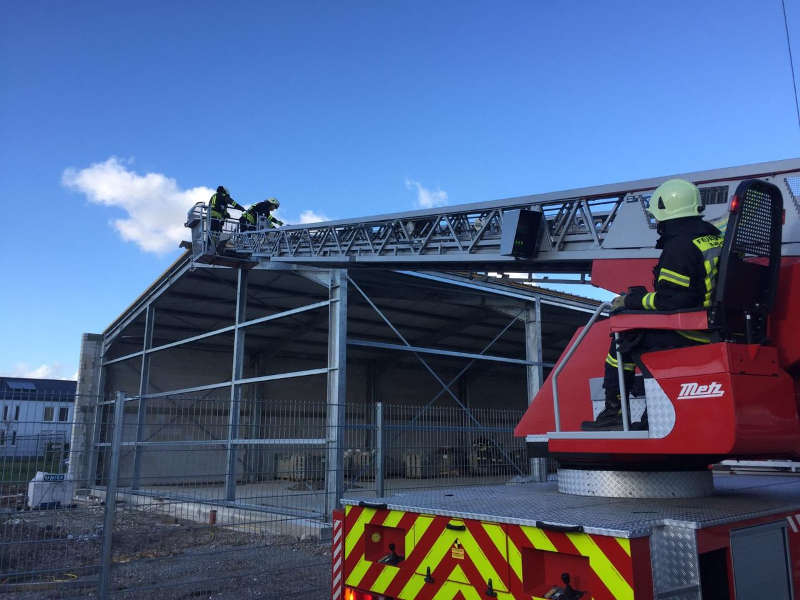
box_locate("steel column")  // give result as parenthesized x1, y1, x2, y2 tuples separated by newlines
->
(325, 269, 348, 520)
(225, 269, 248, 501)
(524, 299, 544, 403)
(525, 299, 548, 480)
(131, 304, 154, 490)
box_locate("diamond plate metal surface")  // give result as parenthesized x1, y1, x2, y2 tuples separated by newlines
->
(557, 468, 713, 498)
(592, 398, 646, 420)
(342, 474, 800, 538)
(645, 377, 675, 438)
(651, 525, 701, 599)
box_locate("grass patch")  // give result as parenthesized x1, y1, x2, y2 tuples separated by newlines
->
(0, 456, 65, 484)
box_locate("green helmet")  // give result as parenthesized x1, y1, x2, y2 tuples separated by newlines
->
(648, 179, 702, 222)
(265, 197, 279, 209)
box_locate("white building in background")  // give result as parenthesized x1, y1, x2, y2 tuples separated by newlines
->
(0, 377, 76, 458)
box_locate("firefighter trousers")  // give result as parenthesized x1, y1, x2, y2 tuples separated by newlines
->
(603, 330, 703, 410)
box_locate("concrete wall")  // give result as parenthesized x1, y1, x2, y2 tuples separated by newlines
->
(69, 333, 103, 486)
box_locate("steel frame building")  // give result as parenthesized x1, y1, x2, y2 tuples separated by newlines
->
(70, 255, 597, 519)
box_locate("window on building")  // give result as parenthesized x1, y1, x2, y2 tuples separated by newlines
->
(0, 431, 4, 445)
(2, 406, 6, 420)
(14, 406, 19, 421)
(44, 407, 54, 421)
(10, 432, 16, 446)
(58, 407, 69, 422)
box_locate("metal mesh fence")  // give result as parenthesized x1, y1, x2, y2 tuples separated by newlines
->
(0, 391, 103, 597)
(1, 392, 534, 598)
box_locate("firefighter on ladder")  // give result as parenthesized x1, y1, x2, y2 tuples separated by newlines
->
(208, 185, 245, 239)
(582, 179, 724, 431)
(239, 197, 284, 231)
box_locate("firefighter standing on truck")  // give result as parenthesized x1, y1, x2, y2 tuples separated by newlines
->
(582, 178, 724, 431)
(239, 197, 284, 231)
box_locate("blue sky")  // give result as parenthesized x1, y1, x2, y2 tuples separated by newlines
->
(2, 1, 800, 379)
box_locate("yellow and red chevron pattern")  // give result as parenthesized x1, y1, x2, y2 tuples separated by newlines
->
(343, 505, 652, 599)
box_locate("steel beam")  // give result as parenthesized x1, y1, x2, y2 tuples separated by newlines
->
(103, 256, 194, 348)
(138, 367, 329, 400)
(96, 437, 327, 448)
(347, 338, 538, 366)
(325, 269, 347, 520)
(102, 300, 331, 366)
(225, 269, 248, 501)
(131, 304, 154, 490)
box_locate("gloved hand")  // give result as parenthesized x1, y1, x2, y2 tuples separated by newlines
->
(609, 294, 626, 313)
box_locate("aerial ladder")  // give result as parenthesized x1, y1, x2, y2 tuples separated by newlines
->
(186, 159, 800, 599)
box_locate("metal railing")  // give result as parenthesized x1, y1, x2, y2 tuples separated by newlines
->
(550, 302, 633, 432)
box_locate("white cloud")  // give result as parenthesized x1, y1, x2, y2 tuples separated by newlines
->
(8, 362, 76, 380)
(296, 209, 330, 224)
(405, 178, 448, 209)
(62, 157, 213, 254)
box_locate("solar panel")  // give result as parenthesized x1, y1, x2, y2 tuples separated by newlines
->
(6, 381, 36, 391)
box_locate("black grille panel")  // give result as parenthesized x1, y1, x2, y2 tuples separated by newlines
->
(734, 187, 774, 257)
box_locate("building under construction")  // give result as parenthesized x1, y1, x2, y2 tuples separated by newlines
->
(68, 251, 597, 520)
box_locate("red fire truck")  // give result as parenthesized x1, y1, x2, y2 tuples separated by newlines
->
(334, 168, 800, 599)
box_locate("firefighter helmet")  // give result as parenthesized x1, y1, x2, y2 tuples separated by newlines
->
(648, 179, 702, 222)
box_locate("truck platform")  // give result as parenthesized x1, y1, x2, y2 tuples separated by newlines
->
(342, 473, 800, 538)
(336, 473, 800, 599)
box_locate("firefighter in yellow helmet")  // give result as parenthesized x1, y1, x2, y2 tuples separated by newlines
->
(582, 179, 724, 431)
(240, 198, 284, 232)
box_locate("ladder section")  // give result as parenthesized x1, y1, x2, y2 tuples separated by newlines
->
(185, 159, 800, 271)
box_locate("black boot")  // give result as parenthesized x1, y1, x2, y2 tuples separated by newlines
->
(581, 400, 622, 431)
(631, 410, 648, 431)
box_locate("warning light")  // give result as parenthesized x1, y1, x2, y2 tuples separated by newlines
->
(729, 195, 740, 213)
(344, 588, 384, 600)
(370, 532, 382, 543)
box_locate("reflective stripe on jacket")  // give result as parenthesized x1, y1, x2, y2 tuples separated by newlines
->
(209, 192, 244, 219)
(625, 217, 723, 315)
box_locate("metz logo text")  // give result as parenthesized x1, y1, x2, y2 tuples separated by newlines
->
(678, 381, 725, 399)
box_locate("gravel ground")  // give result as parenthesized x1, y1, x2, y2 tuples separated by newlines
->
(1, 503, 330, 599)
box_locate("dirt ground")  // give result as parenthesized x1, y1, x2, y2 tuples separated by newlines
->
(1, 502, 330, 599)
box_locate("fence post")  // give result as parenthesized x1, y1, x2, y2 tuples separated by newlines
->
(375, 402, 384, 498)
(325, 269, 348, 520)
(99, 391, 125, 599)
